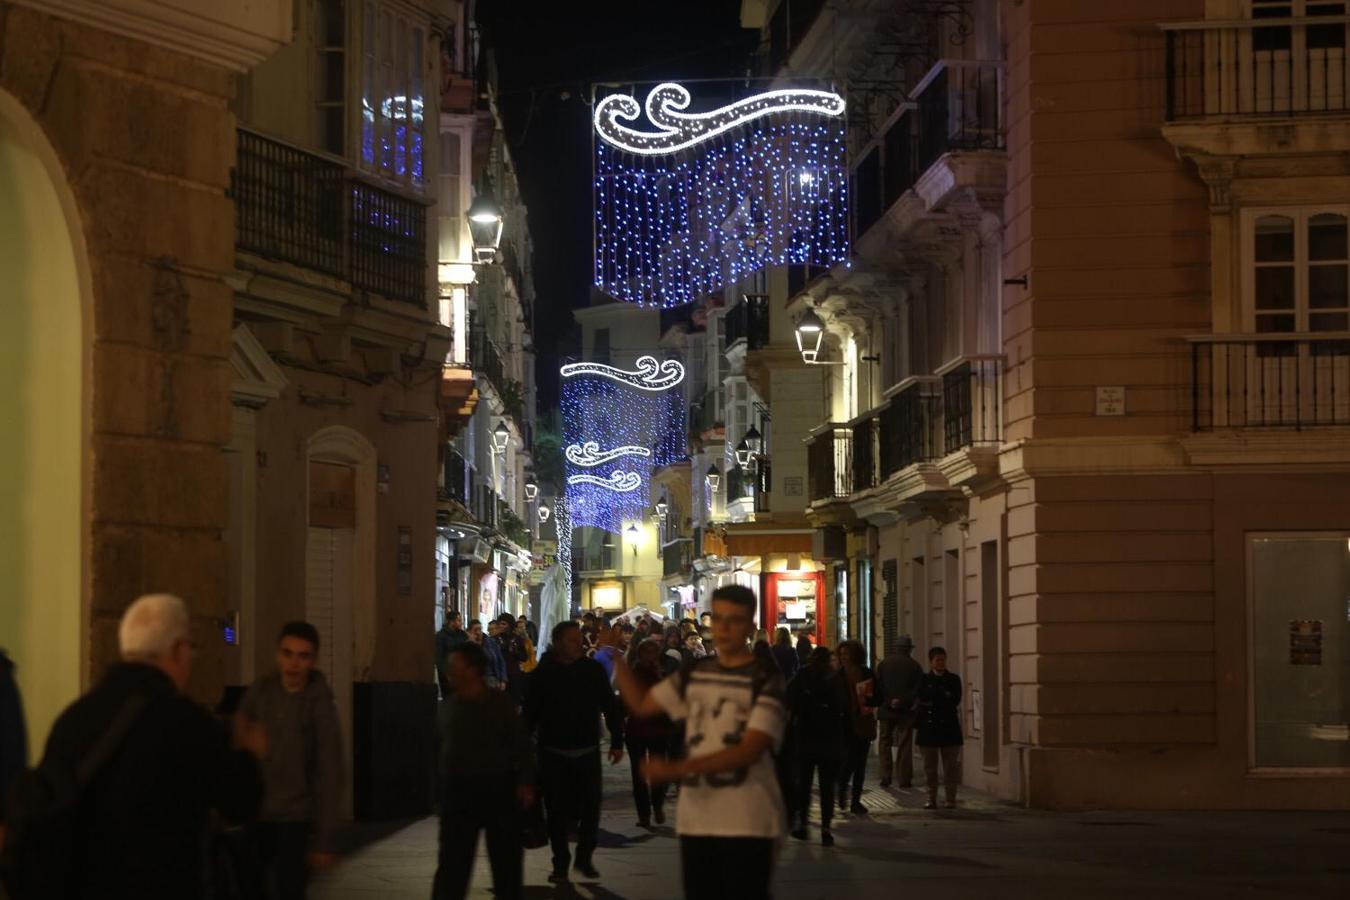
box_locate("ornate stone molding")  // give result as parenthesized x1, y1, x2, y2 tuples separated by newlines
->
(15, 0, 293, 72)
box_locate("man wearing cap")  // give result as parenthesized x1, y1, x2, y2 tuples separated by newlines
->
(874, 635, 923, 788)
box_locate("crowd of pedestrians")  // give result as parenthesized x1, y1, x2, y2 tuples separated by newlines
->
(0, 589, 965, 900)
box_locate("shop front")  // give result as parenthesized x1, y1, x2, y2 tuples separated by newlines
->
(762, 570, 826, 647)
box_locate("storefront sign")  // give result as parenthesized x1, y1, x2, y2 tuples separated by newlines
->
(1289, 619, 1323, 665)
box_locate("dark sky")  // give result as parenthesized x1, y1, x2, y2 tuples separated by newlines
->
(480, 0, 758, 409)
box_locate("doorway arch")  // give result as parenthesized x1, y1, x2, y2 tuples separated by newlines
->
(0, 89, 92, 757)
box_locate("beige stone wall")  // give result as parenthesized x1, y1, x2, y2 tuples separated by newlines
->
(0, 3, 240, 705)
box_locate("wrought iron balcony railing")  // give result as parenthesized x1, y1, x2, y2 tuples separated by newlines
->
(663, 539, 693, 578)
(938, 355, 1003, 453)
(441, 448, 469, 505)
(471, 328, 508, 398)
(725, 294, 770, 351)
(1190, 333, 1350, 429)
(1164, 15, 1350, 121)
(234, 129, 427, 306)
(879, 377, 943, 478)
(806, 423, 853, 502)
(851, 410, 881, 493)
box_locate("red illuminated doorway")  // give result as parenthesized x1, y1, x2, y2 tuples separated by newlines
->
(763, 571, 826, 647)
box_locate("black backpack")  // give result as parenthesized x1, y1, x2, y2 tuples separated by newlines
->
(1, 695, 148, 900)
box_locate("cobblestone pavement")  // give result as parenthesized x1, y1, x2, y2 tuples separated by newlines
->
(313, 757, 1350, 900)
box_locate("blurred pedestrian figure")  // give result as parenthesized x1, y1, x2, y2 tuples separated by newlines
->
(517, 615, 539, 646)
(625, 640, 673, 829)
(917, 647, 963, 809)
(525, 621, 624, 883)
(432, 642, 532, 900)
(683, 632, 707, 659)
(593, 623, 629, 683)
(835, 640, 877, 815)
(662, 626, 688, 670)
(795, 630, 815, 666)
(435, 610, 469, 697)
(613, 585, 787, 900)
(480, 620, 508, 691)
(580, 612, 600, 656)
(0, 647, 28, 850)
(875, 635, 922, 788)
(9, 594, 264, 899)
(238, 621, 344, 900)
(517, 619, 538, 674)
(494, 614, 528, 705)
(786, 647, 849, 846)
(771, 627, 799, 681)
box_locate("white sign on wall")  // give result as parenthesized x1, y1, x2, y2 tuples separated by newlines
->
(1095, 386, 1126, 416)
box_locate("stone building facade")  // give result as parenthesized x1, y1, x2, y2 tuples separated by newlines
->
(0, 1, 290, 757)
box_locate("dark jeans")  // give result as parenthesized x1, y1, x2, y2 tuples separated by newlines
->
(680, 835, 775, 900)
(256, 821, 311, 900)
(625, 735, 670, 822)
(433, 776, 522, 900)
(838, 735, 871, 805)
(540, 749, 602, 871)
(795, 755, 839, 830)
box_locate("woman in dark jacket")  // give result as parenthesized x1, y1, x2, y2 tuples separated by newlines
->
(835, 639, 877, 815)
(771, 627, 800, 680)
(785, 646, 849, 846)
(625, 639, 674, 827)
(915, 645, 963, 809)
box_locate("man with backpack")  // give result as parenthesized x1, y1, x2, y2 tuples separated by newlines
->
(3, 593, 265, 899)
(613, 585, 787, 900)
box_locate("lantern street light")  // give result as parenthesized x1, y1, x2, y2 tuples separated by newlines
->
(523, 475, 538, 502)
(466, 191, 504, 263)
(794, 307, 825, 364)
(735, 437, 753, 469)
(655, 499, 669, 519)
(537, 504, 551, 523)
(705, 463, 721, 491)
(492, 420, 510, 453)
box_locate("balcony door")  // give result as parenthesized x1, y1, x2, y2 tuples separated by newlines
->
(1240, 1, 1348, 114)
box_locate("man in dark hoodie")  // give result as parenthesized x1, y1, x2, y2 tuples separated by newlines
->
(525, 620, 624, 884)
(238, 621, 345, 900)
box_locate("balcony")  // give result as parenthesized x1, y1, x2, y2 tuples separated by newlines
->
(852, 60, 1004, 242)
(234, 129, 427, 306)
(937, 355, 1003, 490)
(766, 0, 828, 74)
(880, 377, 943, 477)
(851, 411, 880, 493)
(1164, 16, 1350, 121)
(806, 423, 852, 503)
(725, 294, 770, 352)
(1190, 333, 1350, 430)
(441, 448, 469, 506)
(471, 329, 508, 400)
(580, 545, 617, 574)
(691, 388, 724, 440)
(663, 539, 693, 578)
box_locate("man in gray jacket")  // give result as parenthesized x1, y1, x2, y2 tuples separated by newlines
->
(238, 621, 345, 899)
(875, 634, 923, 788)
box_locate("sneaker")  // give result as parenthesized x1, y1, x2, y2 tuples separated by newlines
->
(653, 807, 666, 825)
(574, 862, 600, 880)
(548, 869, 569, 883)
(790, 827, 808, 841)
(879, 779, 892, 788)
(821, 829, 835, 847)
(923, 799, 937, 810)
(850, 801, 867, 815)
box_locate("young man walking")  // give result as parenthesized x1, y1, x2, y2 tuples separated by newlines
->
(238, 621, 345, 900)
(614, 585, 787, 900)
(916, 646, 964, 809)
(433, 642, 532, 900)
(525, 621, 625, 883)
(875, 634, 922, 788)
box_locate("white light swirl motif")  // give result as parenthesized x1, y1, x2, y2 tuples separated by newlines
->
(567, 471, 642, 493)
(559, 355, 686, 391)
(594, 82, 846, 156)
(565, 441, 653, 467)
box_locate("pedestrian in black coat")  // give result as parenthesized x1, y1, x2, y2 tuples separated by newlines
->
(916, 646, 964, 809)
(785, 647, 849, 846)
(25, 594, 264, 900)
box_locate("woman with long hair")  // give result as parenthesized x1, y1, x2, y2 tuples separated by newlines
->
(625, 638, 674, 827)
(835, 639, 877, 815)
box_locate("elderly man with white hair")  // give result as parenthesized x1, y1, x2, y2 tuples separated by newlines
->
(19, 593, 265, 899)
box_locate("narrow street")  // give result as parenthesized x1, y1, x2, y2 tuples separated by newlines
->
(314, 761, 1350, 900)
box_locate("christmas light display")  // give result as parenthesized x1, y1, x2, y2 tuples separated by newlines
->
(558, 356, 686, 391)
(566, 442, 653, 467)
(561, 354, 686, 534)
(556, 496, 572, 602)
(594, 81, 849, 308)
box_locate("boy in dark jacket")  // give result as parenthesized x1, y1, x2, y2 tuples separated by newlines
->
(916, 646, 963, 809)
(238, 621, 345, 899)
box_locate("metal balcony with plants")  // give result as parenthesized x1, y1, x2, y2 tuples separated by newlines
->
(233, 129, 427, 306)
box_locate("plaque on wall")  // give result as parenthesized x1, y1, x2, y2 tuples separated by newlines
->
(1289, 619, 1323, 665)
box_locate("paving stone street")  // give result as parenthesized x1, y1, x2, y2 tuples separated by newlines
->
(313, 760, 1350, 900)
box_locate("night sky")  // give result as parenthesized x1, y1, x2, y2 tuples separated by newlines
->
(480, 0, 758, 409)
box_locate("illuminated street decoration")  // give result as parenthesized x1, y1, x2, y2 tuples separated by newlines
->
(561, 354, 686, 534)
(594, 81, 849, 307)
(565, 442, 653, 467)
(559, 356, 685, 391)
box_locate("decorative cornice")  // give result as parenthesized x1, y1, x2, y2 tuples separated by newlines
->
(16, 0, 293, 73)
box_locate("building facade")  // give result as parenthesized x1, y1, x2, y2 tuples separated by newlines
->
(741, 0, 1350, 808)
(0, 0, 290, 759)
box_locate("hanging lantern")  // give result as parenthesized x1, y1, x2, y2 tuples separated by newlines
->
(467, 191, 504, 263)
(795, 307, 825, 364)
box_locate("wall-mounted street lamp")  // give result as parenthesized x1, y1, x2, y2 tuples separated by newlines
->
(705, 463, 720, 491)
(794, 306, 880, 366)
(492, 420, 510, 453)
(523, 475, 538, 502)
(467, 191, 504, 263)
(655, 499, 669, 520)
(537, 504, 551, 523)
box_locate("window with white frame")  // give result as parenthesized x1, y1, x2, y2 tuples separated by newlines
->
(1247, 207, 1349, 332)
(361, 1, 426, 187)
(438, 129, 464, 262)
